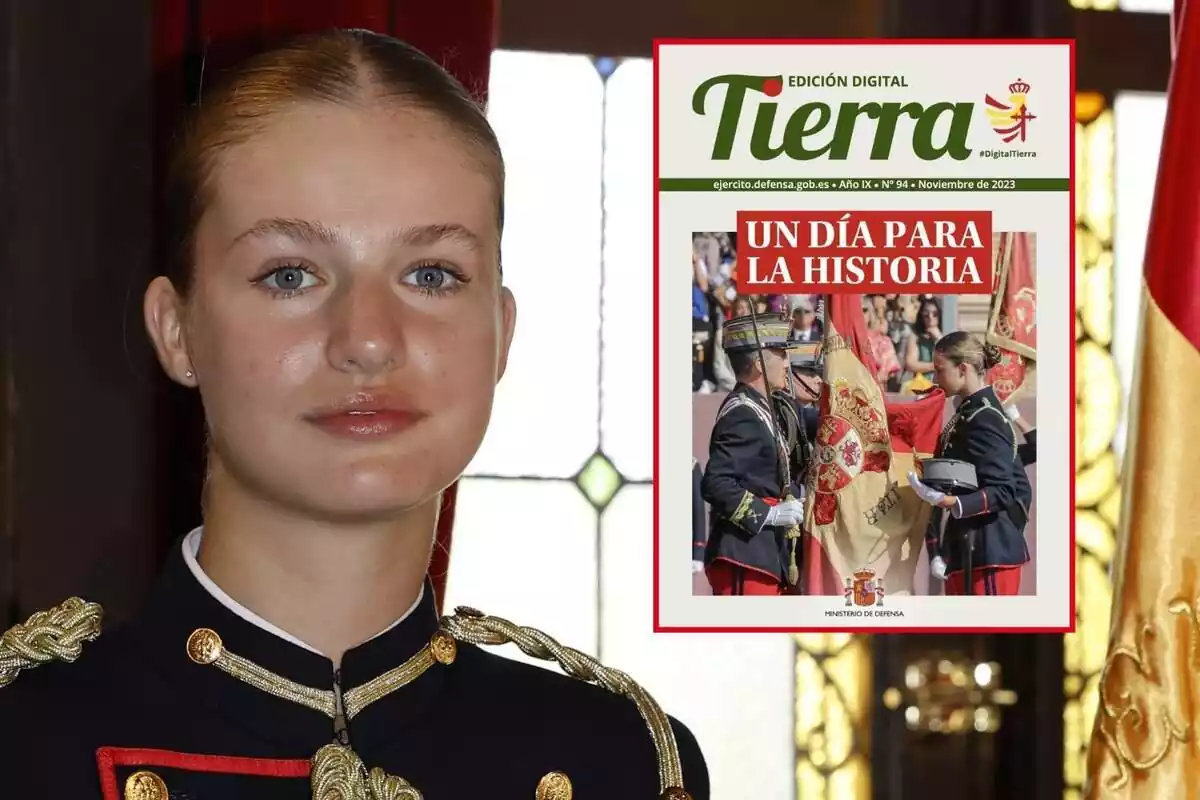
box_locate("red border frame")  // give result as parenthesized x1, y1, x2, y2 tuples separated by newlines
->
(96, 747, 310, 800)
(652, 38, 1077, 634)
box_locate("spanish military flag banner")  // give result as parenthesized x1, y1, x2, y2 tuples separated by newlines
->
(1085, 2, 1200, 794)
(801, 294, 943, 596)
(986, 231, 1037, 404)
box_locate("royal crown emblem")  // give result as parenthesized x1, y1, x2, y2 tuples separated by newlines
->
(985, 78, 1037, 144)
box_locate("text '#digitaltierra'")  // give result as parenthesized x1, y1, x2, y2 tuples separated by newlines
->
(735, 210, 993, 294)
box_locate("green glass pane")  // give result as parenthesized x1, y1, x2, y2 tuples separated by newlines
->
(576, 451, 623, 509)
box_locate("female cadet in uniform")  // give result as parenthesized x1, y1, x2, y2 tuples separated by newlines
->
(0, 30, 707, 800)
(907, 332, 1032, 596)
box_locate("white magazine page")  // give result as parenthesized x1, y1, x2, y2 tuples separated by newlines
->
(658, 41, 1072, 632)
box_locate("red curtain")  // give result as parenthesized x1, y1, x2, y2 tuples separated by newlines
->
(153, 0, 499, 613)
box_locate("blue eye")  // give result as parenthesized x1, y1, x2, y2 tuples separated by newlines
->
(261, 265, 319, 295)
(403, 264, 465, 295)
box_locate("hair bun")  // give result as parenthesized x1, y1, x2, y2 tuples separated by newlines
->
(982, 343, 1003, 369)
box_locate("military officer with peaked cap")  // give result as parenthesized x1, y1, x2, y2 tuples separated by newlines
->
(701, 313, 808, 596)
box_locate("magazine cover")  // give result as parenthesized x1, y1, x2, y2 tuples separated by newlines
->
(659, 40, 1073, 632)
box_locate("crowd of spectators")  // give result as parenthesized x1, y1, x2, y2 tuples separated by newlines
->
(692, 232, 953, 394)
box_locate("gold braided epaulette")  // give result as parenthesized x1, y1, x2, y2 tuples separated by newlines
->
(441, 606, 694, 800)
(0, 597, 103, 688)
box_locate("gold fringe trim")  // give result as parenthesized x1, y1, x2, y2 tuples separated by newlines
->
(441, 607, 690, 797)
(0, 597, 103, 688)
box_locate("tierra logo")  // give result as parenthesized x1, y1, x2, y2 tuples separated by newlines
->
(692, 74, 974, 162)
(985, 79, 1036, 143)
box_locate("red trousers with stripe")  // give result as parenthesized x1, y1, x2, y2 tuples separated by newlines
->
(944, 565, 1022, 596)
(706, 560, 784, 596)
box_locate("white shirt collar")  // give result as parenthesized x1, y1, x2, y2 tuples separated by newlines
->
(181, 527, 425, 657)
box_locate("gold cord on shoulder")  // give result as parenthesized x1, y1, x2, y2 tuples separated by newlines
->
(967, 401, 1020, 460)
(440, 607, 691, 798)
(0, 597, 103, 688)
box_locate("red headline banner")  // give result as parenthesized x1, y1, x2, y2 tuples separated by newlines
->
(735, 210, 993, 294)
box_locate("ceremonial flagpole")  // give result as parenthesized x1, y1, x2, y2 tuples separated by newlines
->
(746, 303, 783, 480)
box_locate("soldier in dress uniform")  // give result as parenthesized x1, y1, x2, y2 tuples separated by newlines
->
(908, 332, 1032, 596)
(0, 30, 707, 799)
(700, 314, 807, 596)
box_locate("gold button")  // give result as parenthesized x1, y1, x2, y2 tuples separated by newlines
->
(661, 788, 692, 800)
(535, 771, 573, 800)
(430, 630, 457, 665)
(186, 628, 223, 665)
(124, 770, 168, 800)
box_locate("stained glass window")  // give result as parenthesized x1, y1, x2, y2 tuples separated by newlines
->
(446, 51, 803, 800)
(443, 478, 598, 668)
(1065, 93, 1120, 800)
(793, 634, 872, 799)
(469, 45, 1142, 800)
(601, 59, 655, 481)
(465, 51, 604, 479)
(1112, 92, 1167, 457)
(599, 485, 799, 796)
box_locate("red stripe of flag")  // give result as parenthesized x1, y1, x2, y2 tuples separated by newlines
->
(1145, 0, 1200, 348)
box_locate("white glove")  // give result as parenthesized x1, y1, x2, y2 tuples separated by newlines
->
(907, 471, 947, 507)
(765, 498, 804, 528)
(1005, 404, 1021, 421)
(692, 560, 705, 575)
(930, 556, 948, 580)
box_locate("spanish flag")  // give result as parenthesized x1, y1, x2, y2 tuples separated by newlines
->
(986, 232, 1037, 404)
(801, 294, 944, 595)
(1085, 2, 1200, 794)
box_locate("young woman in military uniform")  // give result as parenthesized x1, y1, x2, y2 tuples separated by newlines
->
(907, 332, 1032, 596)
(0, 30, 707, 799)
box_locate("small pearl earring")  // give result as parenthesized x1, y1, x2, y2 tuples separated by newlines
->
(185, 370, 194, 379)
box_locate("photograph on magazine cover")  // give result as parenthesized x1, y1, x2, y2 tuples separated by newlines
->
(658, 40, 1072, 633)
